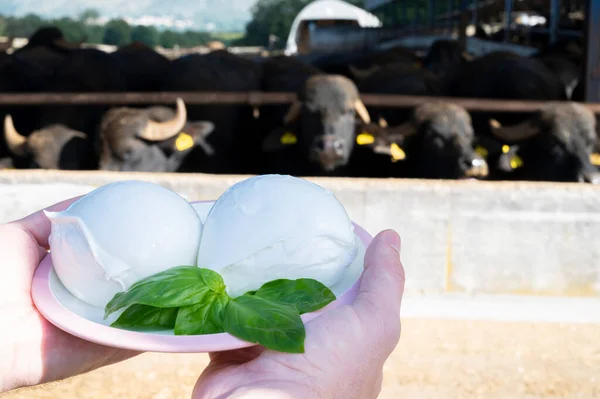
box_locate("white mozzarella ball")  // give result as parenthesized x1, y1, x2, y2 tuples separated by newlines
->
(197, 174, 357, 297)
(45, 180, 203, 308)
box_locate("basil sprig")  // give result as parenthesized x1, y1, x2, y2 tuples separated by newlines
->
(104, 267, 336, 353)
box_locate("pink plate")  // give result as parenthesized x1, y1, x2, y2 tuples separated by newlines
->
(31, 200, 373, 353)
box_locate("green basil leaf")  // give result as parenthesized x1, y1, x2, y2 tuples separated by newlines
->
(174, 292, 230, 335)
(104, 266, 224, 319)
(110, 304, 178, 331)
(223, 295, 305, 354)
(253, 278, 336, 314)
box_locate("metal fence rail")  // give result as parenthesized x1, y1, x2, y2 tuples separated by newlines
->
(0, 92, 599, 113)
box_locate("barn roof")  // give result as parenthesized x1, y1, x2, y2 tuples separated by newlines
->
(285, 0, 382, 55)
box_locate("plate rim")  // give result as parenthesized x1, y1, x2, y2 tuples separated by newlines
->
(31, 200, 373, 353)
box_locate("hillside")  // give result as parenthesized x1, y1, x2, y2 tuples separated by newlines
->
(0, 0, 256, 32)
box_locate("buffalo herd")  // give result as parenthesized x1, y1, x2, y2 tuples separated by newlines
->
(1, 27, 599, 184)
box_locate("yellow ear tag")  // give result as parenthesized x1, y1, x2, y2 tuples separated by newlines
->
(590, 153, 600, 166)
(502, 145, 510, 154)
(510, 154, 524, 169)
(390, 143, 406, 161)
(475, 145, 488, 158)
(356, 132, 375, 145)
(280, 132, 297, 145)
(175, 132, 194, 151)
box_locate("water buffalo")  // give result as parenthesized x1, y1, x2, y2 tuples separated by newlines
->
(420, 39, 471, 89)
(446, 50, 595, 183)
(358, 102, 489, 180)
(300, 45, 422, 81)
(448, 51, 567, 109)
(98, 99, 215, 172)
(35, 48, 128, 167)
(532, 53, 580, 99)
(487, 102, 600, 183)
(354, 62, 445, 124)
(111, 41, 171, 92)
(161, 50, 262, 173)
(3, 114, 90, 170)
(253, 55, 322, 174)
(0, 42, 72, 159)
(261, 74, 374, 175)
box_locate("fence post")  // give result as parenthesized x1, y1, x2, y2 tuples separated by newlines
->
(504, 0, 513, 43)
(549, 0, 561, 44)
(583, 0, 600, 102)
(459, 0, 469, 50)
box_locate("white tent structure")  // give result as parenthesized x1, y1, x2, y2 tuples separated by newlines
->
(284, 0, 382, 55)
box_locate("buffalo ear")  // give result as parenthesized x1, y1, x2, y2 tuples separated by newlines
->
(187, 121, 215, 139)
(160, 121, 216, 155)
(175, 121, 215, 155)
(354, 122, 409, 162)
(497, 144, 524, 172)
(262, 125, 299, 152)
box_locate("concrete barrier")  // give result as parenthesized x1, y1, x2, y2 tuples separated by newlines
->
(1, 170, 599, 297)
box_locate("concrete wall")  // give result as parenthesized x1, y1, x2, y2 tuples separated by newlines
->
(1, 170, 599, 297)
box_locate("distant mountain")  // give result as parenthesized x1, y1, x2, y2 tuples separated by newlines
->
(0, 0, 256, 31)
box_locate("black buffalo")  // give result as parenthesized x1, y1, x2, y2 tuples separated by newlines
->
(299, 45, 422, 81)
(14, 26, 83, 53)
(98, 99, 214, 172)
(358, 102, 489, 180)
(35, 48, 128, 167)
(261, 73, 375, 176)
(420, 39, 471, 90)
(354, 62, 445, 124)
(111, 41, 171, 93)
(0, 29, 76, 159)
(161, 50, 262, 173)
(3, 114, 89, 170)
(486, 102, 600, 183)
(253, 55, 322, 174)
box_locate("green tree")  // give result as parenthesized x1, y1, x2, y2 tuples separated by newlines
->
(103, 18, 131, 46)
(240, 0, 366, 47)
(179, 30, 211, 47)
(85, 25, 106, 44)
(0, 17, 7, 36)
(78, 8, 101, 22)
(159, 30, 179, 48)
(4, 14, 45, 38)
(51, 17, 87, 42)
(241, 0, 305, 47)
(131, 25, 159, 47)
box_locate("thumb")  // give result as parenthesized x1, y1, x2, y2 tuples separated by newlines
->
(351, 229, 405, 344)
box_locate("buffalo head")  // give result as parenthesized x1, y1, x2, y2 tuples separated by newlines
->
(487, 102, 600, 183)
(3, 114, 89, 169)
(261, 74, 371, 173)
(99, 98, 215, 172)
(358, 102, 489, 180)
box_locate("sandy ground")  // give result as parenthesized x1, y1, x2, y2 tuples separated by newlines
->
(3, 318, 599, 399)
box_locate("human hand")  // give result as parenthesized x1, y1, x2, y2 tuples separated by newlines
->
(0, 197, 140, 393)
(192, 229, 405, 399)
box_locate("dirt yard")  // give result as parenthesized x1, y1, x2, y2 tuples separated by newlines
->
(3, 318, 599, 399)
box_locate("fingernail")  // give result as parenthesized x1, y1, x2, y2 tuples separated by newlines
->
(384, 230, 401, 254)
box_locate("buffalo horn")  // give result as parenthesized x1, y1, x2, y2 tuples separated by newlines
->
(489, 118, 539, 142)
(348, 64, 380, 80)
(283, 101, 302, 124)
(4, 115, 26, 156)
(354, 99, 371, 124)
(138, 98, 187, 141)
